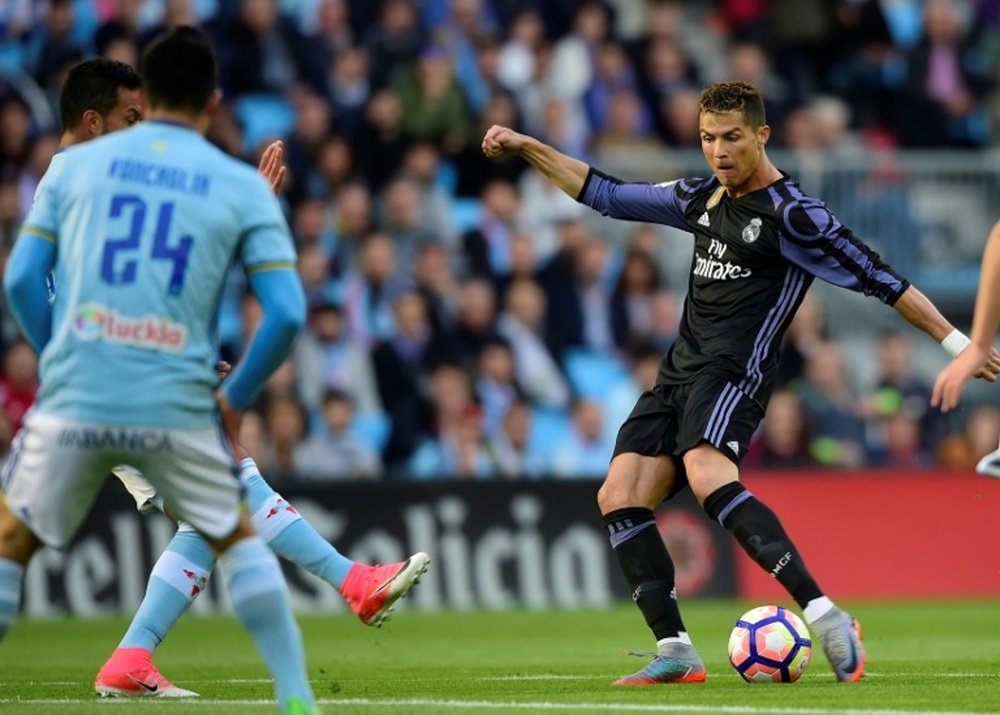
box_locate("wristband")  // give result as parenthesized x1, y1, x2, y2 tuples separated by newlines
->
(941, 329, 972, 358)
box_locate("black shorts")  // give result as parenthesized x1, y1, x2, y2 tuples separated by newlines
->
(612, 372, 765, 497)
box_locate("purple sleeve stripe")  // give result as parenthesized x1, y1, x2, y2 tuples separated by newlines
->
(784, 181, 822, 205)
(779, 234, 865, 289)
(784, 202, 839, 241)
(781, 223, 894, 293)
(779, 224, 907, 303)
(674, 178, 703, 200)
(774, 180, 907, 303)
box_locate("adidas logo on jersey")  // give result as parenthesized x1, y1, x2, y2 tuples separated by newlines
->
(726, 440, 740, 455)
(697, 212, 710, 227)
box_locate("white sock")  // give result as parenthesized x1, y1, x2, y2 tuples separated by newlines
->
(803, 596, 835, 624)
(657, 632, 692, 651)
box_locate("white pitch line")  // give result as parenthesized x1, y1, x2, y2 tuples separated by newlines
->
(0, 698, 993, 715)
(321, 699, 1000, 715)
(471, 674, 964, 683)
(1, 672, 996, 688)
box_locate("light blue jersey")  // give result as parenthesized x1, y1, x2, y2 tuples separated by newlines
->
(20, 120, 296, 427)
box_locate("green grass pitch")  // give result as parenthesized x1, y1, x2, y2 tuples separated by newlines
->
(2, 600, 999, 714)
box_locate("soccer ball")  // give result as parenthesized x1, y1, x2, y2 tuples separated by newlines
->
(728, 605, 812, 683)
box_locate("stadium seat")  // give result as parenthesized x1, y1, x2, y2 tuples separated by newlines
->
(435, 159, 458, 194)
(450, 197, 481, 234)
(352, 411, 391, 453)
(0, 45, 25, 74)
(527, 406, 572, 455)
(562, 347, 629, 400)
(232, 93, 296, 153)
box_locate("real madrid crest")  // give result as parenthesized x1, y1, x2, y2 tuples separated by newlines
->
(742, 217, 762, 243)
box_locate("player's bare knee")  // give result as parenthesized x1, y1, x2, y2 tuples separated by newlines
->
(596, 479, 624, 513)
(0, 507, 39, 564)
(597, 465, 642, 512)
(683, 445, 739, 506)
(682, 446, 711, 476)
(600, 454, 676, 512)
(597, 474, 656, 512)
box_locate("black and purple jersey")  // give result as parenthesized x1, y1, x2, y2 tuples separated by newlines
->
(578, 168, 909, 407)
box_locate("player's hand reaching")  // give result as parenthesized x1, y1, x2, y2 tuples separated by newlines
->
(216, 390, 250, 461)
(257, 140, 287, 194)
(216, 360, 232, 380)
(977, 345, 1000, 381)
(482, 125, 528, 159)
(931, 344, 1000, 412)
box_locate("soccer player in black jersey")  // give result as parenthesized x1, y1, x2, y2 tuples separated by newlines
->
(483, 80, 1000, 685)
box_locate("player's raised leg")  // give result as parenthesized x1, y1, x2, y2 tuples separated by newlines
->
(96, 460, 429, 698)
(239, 457, 429, 626)
(99, 465, 326, 707)
(598, 453, 706, 686)
(131, 420, 318, 714)
(691, 444, 865, 682)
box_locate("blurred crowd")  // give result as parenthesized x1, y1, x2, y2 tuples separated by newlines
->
(0, 0, 999, 480)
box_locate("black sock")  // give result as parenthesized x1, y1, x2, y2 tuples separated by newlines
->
(703, 483, 823, 608)
(604, 507, 685, 641)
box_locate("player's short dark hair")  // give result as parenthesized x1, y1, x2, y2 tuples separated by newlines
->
(698, 80, 766, 129)
(140, 26, 217, 115)
(59, 58, 141, 132)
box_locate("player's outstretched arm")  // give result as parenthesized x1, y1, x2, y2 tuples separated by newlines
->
(257, 140, 286, 195)
(482, 125, 589, 199)
(482, 124, 691, 228)
(932, 221, 1000, 412)
(892, 284, 1000, 389)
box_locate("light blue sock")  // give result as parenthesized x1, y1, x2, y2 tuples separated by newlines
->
(0, 557, 24, 642)
(219, 536, 314, 710)
(240, 458, 355, 588)
(119, 527, 216, 651)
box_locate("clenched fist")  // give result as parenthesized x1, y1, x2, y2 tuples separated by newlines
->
(482, 125, 528, 159)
